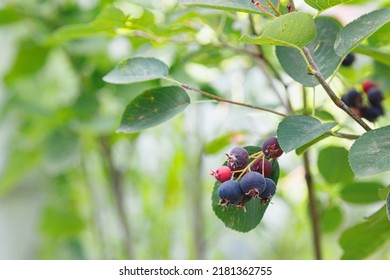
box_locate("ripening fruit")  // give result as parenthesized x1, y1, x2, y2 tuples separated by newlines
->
(218, 180, 244, 205)
(341, 88, 362, 108)
(262, 137, 283, 159)
(367, 87, 384, 106)
(260, 178, 276, 201)
(251, 158, 273, 178)
(240, 171, 266, 197)
(362, 80, 376, 94)
(361, 106, 383, 122)
(227, 147, 249, 171)
(341, 53, 355, 66)
(210, 166, 232, 183)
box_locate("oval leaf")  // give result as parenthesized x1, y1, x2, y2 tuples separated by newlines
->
(179, 0, 277, 15)
(334, 8, 390, 57)
(349, 125, 390, 177)
(304, 0, 354, 12)
(318, 146, 354, 184)
(277, 115, 337, 153)
(276, 17, 341, 86)
(340, 182, 384, 204)
(211, 146, 277, 232)
(241, 12, 317, 49)
(340, 206, 390, 259)
(103, 57, 169, 84)
(117, 86, 190, 133)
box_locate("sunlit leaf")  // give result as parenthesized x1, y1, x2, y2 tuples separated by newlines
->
(276, 17, 341, 86)
(241, 12, 317, 49)
(117, 86, 190, 133)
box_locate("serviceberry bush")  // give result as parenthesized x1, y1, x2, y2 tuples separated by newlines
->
(43, 0, 390, 259)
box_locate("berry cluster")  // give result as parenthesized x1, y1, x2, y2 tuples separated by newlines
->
(210, 137, 283, 211)
(341, 80, 385, 122)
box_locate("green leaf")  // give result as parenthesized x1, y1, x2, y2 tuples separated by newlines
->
(355, 45, 390, 67)
(276, 17, 341, 86)
(48, 6, 128, 43)
(340, 206, 390, 259)
(334, 8, 390, 57)
(103, 57, 169, 84)
(318, 146, 354, 184)
(321, 204, 343, 233)
(367, 22, 390, 47)
(349, 125, 390, 177)
(387, 192, 390, 220)
(296, 134, 329, 155)
(0, 7, 23, 25)
(241, 12, 317, 49)
(212, 146, 272, 232)
(304, 0, 354, 12)
(277, 115, 337, 153)
(179, 0, 277, 15)
(340, 182, 384, 204)
(117, 86, 190, 133)
(270, 159, 280, 185)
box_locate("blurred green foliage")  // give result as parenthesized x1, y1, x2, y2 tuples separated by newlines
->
(0, 0, 390, 260)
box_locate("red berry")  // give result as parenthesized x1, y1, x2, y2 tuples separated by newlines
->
(362, 80, 376, 94)
(210, 166, 232, 183)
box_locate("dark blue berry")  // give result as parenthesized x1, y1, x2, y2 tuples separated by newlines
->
(262, 137, 283, 159)
(361, 106, 382, 122)
(218, 180, 243, 205)
(341, 53, 355, 67)
(227, 147, 249, 171)
(260, 178, 276, 200)
(341, 88, 362, 108)
(367, 87, 384, 106)
(251, 158, 273, 178)
(240, 171, 266, 197)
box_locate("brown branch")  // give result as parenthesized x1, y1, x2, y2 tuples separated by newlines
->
(303, 151, 322, 260)
(301, 47, 372, 132)
(181, 84, 287, 117)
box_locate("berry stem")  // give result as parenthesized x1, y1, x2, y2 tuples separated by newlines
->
(301, 47, 372, 132)
(264, 0, 282, 16)
(234, 151, 265, 181)
(251, 0, 277, 18)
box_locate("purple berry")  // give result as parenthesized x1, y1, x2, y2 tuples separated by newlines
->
(367, 88, 384, 106)
(341, 88, 362, 108)
(361, 106, 383, 122)
(240, 171, 266, 198)
(251, 158, 273, 178)
(218, 180, 243, 205)
(341, 53, 355, 67)
(262, 137, 283, 159)
(210, 166, 232, 183)
(226, 147, 249, 171)
(260, 178, 276, 202)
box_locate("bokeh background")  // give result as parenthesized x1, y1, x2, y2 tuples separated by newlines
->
(0, 0, 390, 259)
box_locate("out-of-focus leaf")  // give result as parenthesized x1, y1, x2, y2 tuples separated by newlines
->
(340, 182, 384, 204)
(340, 206, 390, 259)
(321, 204, 343, 233)
(318, 146, 354, 184)
(304, 0, 354, 12)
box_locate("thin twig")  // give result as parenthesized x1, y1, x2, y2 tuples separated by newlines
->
(181, 84, 287, 117)
(301, 47, 372, 132)
(303, 151, 322, 260)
